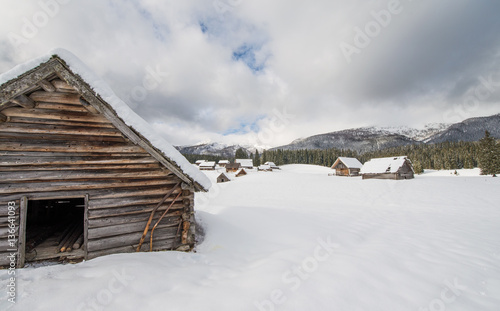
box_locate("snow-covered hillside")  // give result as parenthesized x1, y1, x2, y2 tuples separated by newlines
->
(1, 165, 499, 310)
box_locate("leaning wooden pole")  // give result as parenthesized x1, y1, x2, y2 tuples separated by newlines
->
(136, 183, 181, 252)
(149, 191, 182, 252)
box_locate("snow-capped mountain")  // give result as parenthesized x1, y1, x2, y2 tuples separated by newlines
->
(175, 143, 251, 158)
(176, 114, 499, 156)
(425, 114, 500, 144)
(271, 128, 420, 153)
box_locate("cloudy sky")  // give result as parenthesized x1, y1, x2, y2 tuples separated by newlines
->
(1, 0, 500, 148)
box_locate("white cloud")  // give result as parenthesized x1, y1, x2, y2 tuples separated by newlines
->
(1, 0, 499, 147)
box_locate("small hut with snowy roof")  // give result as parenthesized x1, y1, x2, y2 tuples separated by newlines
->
(331, 157, 363, 176)
(360, 156, 414, 180)
(0, 49, 211, 268)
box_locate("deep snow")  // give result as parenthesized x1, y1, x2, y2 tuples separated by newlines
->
(1, 165, 499, 311)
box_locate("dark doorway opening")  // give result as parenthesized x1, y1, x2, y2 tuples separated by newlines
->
(25, 198, 85, 263)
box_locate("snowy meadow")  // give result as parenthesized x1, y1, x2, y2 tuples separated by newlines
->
(1, 165, 499, 311)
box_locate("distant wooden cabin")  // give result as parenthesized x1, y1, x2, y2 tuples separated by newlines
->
(360, 156, 415, 180)
(235, 169, 247, 177)
(264, 162, 279, 169)
(331, 157, 363, 177)
(258, 164, 272, 172)
(236, 159, 253, 169)
(218, 160, 230, 168)
(0, 50, 210, 268)
(217, 173, 231, 183)
(199, 161, 216, 171)
(226, 163, 241, 173)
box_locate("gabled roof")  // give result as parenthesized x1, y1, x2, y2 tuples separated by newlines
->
(0, 49, 211, 191)
(332, 157, 363, 169)
(199, 161, 216, 168)
(360, 156, 413, 174)
(264, 162, 279, 168)
(236, 159, 253, 167)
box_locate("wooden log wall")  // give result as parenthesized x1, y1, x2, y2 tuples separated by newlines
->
(0, 77, 195, 266)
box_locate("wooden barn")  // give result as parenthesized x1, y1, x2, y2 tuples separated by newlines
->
(218, 160, 229, 168)
(360, 156, 415, 180)
(235, 169, 247, 177)
(331, 157, 363, 177)
(236, 159, 253, 169)
(199, 161, 216, 171)
(216, 173, 231, 183)
(225, 163, 241, 173)
(0, 50, 210, 268)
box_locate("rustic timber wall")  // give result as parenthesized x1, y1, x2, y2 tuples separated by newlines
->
(0, 73, 196, 267)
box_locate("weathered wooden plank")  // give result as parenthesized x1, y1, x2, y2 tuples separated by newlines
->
(0, 132, 126, 143)
(0, 178, 176, 195)
(29, 91, 81, 104)
(0, 215, 19, 225)
(0, 150, 149, 158)
(51, 79, 76, 92)
(89, 192, 184, 209)
(87, 237, 179, 260)
(0, 122, 122, 136)
(0, 163, 161, 172)
(0, 155, 157, 166)
(88, 212, 181, 229)
(8, 116, 114, 128)
(0, 169, 172, 183)
(37, 79, 56, 92)
(87, 227, 178, 252)
(35, 102, 88, 112)
(11, 95, 36, 109)
(0, 140, 146, 153)
(0, 183, 177, 202)
(84, 194, 89, 260)
(88, 219, 180, 240)
(88, 204, 184, 219)
(0, 112, 7, 123)
(80, 98, 100, 114)
(17, 197, 27, 268)
(1, 107, 110, 123)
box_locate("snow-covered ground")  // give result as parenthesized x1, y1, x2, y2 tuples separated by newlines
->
(1, 165, 499, 310)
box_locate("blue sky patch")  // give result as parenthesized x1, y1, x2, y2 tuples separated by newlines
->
(232, 44, 265, 73)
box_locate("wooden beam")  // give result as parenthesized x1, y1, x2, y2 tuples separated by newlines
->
(17, 197, 27, 268)
(29, 91, 81, 105)
(80, 98, 100, 114)
(37, 79, 56, 92)
(0, 113, 7, 123)
(11, 95, 36, 109)
(84, 194, 89, 260)
(51, 79, 76, 92)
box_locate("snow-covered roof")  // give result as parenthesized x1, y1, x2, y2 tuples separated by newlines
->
(236, 159, 253, 167)
(360, 156, 412, 174)
(264, 162, 278, 168)
(218, 160, 230, 164)
(196, 160, 207, 164)
(333, 157, 363, 169)
(0, 48, 211, 191)
(199, 161, 216, 168)
(258, 164, 271, 170)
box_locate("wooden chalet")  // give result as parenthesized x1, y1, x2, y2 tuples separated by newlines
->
(258, 164, 272, 172)
(199, 161, 216, 171)
(216, 173, 231, 183)
(264, 162, 279, 170)
(236, 159, 253, 169)
(235, 169, 247, 177)
(225, 163, 241, 173)
(218, 160, 229, 168)
(331, 157, 363, 177)
(0, 50, 210, 268)
(360, 156, 415, 180)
